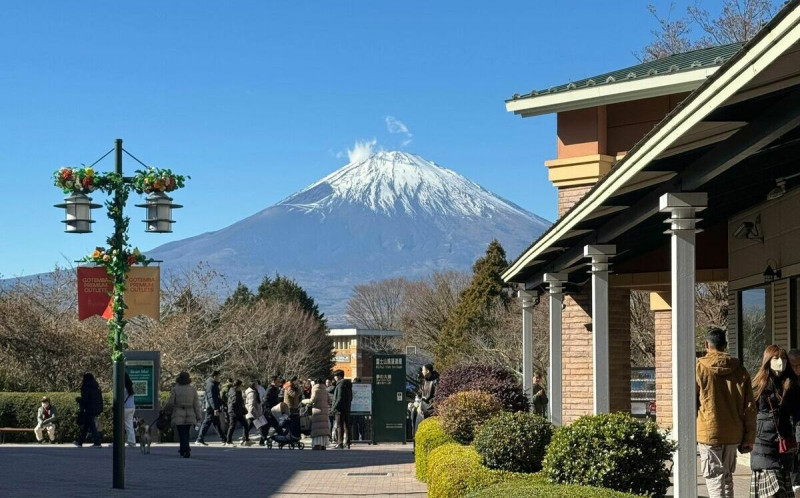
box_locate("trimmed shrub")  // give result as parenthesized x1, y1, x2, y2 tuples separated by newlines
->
(466, 480, 641, 497)
(543, 412, 676, 497)
(437, 364, 529, 412)
(0, 392, 113, 443)
(438, 391, 503, 444)
(427, 443, 545, 498)
(0, 391, 174, 443)
(474, 411, 554, 473)
(414, 417, 456, 482)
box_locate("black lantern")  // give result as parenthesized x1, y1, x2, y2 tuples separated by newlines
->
(54, 193, 102, 233)
(136, 191, 182, 233)
(763, 263, 782, 283)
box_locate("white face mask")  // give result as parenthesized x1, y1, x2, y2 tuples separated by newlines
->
(771, 358, 786, 374)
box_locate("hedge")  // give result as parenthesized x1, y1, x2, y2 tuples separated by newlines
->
(437, 364, 529, 412)
(543, 412, 676, 497)
(426, 443, 544, 498)
(474, 411, 553, 473)
(0, 392, 174, 443)
(414, 417, 456, 482)
(438, 391, 503, 444)
(466, 480, 641, 497)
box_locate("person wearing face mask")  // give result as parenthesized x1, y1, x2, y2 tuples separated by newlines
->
(750, 344, 800, 497)
(35, 397, 57, 443)
(696, 327, 756, 498)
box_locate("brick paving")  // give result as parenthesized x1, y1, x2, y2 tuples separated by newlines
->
(0, 442, 426, 498)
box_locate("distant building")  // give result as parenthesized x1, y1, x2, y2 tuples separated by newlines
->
(329, 328, 402, 382)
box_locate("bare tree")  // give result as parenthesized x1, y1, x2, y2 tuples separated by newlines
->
(639, 0, 778, 61)
(345, 277, 409, 330)
(630, 291, 656, 367)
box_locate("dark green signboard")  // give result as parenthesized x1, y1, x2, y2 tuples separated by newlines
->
(372, 354, 406, 443)
(126, 360, 155, 410)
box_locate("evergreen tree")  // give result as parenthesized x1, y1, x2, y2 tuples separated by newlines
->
(224, 282, 255, 308)
(256, 274, 326, 324)
(435, 240, 510, 370)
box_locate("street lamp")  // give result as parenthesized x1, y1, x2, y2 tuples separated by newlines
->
(53, 138, 187, 490)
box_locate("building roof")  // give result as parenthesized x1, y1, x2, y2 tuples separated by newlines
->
(328, 328, 402, 337)
(502, 0, 800, 285)
(506, 43, 742, 117)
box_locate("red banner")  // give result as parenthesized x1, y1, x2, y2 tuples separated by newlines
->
(78, 267, 113, 320)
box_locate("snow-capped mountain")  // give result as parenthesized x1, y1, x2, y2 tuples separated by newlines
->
(147, 151, 550, 322)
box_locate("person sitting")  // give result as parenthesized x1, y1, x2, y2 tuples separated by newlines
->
(35, 397, 57, 443)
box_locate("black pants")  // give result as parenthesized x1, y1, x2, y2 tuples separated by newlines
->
(289, 413, 301, 439)
(335, 412, 350, 446)
(77, 416, 101, 446)
(226, 413, 250, 443)
(197, 408, 223, 442)
(176, 424, 191, 456)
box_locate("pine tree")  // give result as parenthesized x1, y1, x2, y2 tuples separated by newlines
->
(224, 282, 255, 308)
(435, 240, 510, 370)
(256, 274, 326, 324)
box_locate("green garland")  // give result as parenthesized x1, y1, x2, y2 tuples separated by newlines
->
(55, 166, 188, 362)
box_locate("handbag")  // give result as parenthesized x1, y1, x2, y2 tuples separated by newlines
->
(767, 394, 797, 454)
(253, 415, 268, 429)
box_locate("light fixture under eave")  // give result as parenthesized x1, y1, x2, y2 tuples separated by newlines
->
(763, 262, 782, 283)
(767, 172, 800, 200)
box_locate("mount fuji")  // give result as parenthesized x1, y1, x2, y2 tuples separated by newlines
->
(147, 151, 550, 322)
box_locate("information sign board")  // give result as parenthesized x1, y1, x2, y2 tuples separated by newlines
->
(372, 354, 406, 443)
(351, 383, 372, 414)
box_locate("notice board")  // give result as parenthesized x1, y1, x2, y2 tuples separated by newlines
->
(371, 354, 406, 443)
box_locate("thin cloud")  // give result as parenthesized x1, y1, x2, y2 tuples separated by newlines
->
(385, 116, 413, 146)
(347, 138, 378, 163)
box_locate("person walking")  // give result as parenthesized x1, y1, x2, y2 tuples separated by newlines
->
(225, 380, 250, 446)
(284, 377, 302, 439)
(326, 378, 336, 443)
(196, 370, 224, 446)
(245, 381, 267, 446)
(124, 374, 137, 447)
(302, 378, 330, 450)
(265, 376, 281, 434)
(163, 371, 203, 458)
(531, 372, 548, 417)
(750, 344, 800, 497)
(74, 373, 103, 447)
(420, 364, 439, 418)
(35, 397, 57, 444)
(331, 370, 352, 449)
(696, 328, 755, 498)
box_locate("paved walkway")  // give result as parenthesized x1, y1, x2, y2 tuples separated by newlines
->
(0, 442, 426, 497)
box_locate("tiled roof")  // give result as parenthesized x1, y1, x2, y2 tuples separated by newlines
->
(507, 43, 743, 102)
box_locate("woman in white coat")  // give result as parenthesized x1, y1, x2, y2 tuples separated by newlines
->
(245, 381, 267, 446)
(302, 379, 330, 450)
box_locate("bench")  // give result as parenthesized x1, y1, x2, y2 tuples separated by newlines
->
(0, 428, 36, 444)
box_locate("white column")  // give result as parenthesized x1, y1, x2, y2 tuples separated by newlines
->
(544, 273, 566, 426)
(660, 192, 706, 498)
(584, 244, 615, 414)
(519, 290, 536, 410)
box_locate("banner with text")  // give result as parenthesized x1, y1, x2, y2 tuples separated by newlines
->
(78, 266, 160, 320)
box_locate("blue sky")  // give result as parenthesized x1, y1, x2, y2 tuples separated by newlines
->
(1, 1, 714, 277)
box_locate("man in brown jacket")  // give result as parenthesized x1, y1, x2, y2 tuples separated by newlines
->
(696, 327, 756, 498)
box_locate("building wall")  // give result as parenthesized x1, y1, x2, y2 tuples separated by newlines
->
(609, 287, 632, 414)
(558, 184, 593, 217)
(562, 289, 594, 423)
(652, 293, 672, 429)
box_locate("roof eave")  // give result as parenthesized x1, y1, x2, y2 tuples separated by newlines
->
(505, 67, 718, 117)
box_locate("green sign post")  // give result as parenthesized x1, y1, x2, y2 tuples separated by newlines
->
(371, 354, 407, 444)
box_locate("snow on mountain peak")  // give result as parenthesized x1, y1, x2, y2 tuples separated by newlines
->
(280, 150, 538, 220)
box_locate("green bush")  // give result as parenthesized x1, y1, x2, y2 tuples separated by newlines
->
(474, 411, 554, 473)
(543, 412, 676, 497)
(466, 480, 641, 497)
(427, 443, 544, 498)
(414, 417, 456, 482)
(0, 391, 175, 443)
(438, 391, 503, 444)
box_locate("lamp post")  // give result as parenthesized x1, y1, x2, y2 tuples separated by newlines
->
(53, 138, 186, 490)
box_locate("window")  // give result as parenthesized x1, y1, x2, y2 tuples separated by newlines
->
(739, 286, 772, 376)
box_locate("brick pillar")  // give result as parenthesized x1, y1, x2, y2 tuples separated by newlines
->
(562, 287, 593, 423)
(558, 185, 593, 217)
(651, 291, 672, 429)
(609, 287, 631, 414)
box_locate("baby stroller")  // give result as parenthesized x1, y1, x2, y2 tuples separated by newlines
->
(268, 403, 304, 450)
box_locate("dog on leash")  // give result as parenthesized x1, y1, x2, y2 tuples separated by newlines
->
(135, 418, 151, 454)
